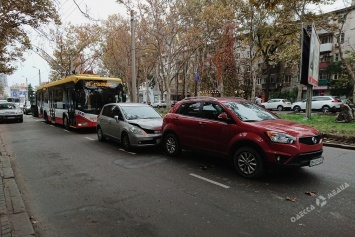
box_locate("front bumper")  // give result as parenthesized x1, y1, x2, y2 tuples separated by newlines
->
(0, 114, 23, 121)
(129, 133, 162, 147)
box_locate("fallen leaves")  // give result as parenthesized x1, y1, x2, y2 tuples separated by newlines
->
(285, 197, 297, 202)
(305, 191, 317, 196)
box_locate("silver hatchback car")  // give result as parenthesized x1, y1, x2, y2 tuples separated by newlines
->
(97, 103, 163, 151)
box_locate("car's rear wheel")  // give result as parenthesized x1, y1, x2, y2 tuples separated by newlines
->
(277, 105, 283, 111)
(322, 105, 330, 113)
(164, 133, 181, 157)
(293, 106, 301, 113)
(233, 147, 265, 179)
(121, 132, 131, 151)
(97, 126, 105, 142)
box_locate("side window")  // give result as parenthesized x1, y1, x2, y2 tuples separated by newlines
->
(201, 102, 225, 120)
(112, 106, 123, 119)
(177, 102, 201, 117)
(102, 105, 113, 117)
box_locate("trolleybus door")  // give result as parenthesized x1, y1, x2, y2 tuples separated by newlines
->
(67, 88, 76, 127)
(49, 90, 55, 123)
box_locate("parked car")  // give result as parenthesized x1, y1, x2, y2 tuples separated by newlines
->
(261, 98, 292, 111)
(162, 97, 323, 179)
(291, 96, 343, 113)
(23, 103, 32, 115)
(151, 101, 167, 108)
(96, 103, 163, 151)
(0, 102, 23, 123)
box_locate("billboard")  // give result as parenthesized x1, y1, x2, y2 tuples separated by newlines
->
(308, 24, 320, 86)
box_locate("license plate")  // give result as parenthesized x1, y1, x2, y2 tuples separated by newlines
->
(7, 117, 15, 119)
(310, 157, 323, 167)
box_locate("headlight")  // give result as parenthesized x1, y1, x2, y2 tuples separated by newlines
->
(130, 126, 147, 135)
(265, 131, 296, 144)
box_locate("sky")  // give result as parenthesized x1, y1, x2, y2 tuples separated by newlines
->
(6, 0, 351, 88)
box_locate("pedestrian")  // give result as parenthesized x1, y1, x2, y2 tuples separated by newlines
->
(255, 95, 262, 105)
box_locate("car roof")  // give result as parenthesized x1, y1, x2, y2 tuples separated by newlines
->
(105, 103, 151, 107)
(182, 96, 248, 103)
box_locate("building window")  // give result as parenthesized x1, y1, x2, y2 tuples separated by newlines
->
(245, 66, 250, 72)
(236, 53, 240, 59)
(320, 35, 332, 44)
(334, 53, 339, 61)
(257, 78, 261, 85)
(284, 75, 291, 83)
(340, 32, 345, 43)
(334, 74, 339, 80)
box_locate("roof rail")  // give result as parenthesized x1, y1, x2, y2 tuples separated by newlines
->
(183, 96, 218, 100)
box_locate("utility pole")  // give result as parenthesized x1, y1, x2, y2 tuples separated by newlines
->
(131, 9, 137, 103)
(32, 66, 41, 85)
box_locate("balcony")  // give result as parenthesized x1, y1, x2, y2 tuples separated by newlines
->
(319, 62, 328, 69)
(320, 43, 333, 53)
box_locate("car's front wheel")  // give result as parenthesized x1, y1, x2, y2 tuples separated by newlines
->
(293, 106, 301, 113)
(277, 105, 283, 111)
(121, 132, 131, 151)
(233, 147, 265, 179)
(164, 133, 181, 157)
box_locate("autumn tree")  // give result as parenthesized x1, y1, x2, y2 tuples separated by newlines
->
(0, 0, 60, 75)
(49, 23, 103, 81)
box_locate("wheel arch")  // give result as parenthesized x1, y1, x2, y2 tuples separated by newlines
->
(229, 139, 267, 162)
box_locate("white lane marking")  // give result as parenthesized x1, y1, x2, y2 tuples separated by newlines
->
(63, 130, 70, 132)
(50, 125, 55, 127)
(118, 148, 136, 155)
(85, 137, 95, 140)
(190, 173, 230, 189)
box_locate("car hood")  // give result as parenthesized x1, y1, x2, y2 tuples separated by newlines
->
(128, 118, 163, 130)
(250, 119, 319, 137)
(0, 109, 22, 114)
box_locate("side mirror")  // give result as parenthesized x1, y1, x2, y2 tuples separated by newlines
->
(114, 115, 121, 122)
(217, 112, 229, 120)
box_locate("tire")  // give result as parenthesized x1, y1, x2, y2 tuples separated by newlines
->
(44, 112, 49, 123)
(293, 106, 301, 113)
(322, 105, 330, 113)
(164, 133, 181, 157)
(64, 116, 70, 130)
(97, 126, 106, 142)
(121, 132, 131, 151)
(233, 147, 265, 179)
(277, 105, 283, 111)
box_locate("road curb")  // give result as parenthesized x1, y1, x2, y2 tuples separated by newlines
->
(0, 152, 35, 237)
(323, 142, 355, 150)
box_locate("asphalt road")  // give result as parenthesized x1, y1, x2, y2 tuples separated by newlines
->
(0, 115, 354, 237)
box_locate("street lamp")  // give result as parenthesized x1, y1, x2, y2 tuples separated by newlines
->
(32, 66, 41, 85)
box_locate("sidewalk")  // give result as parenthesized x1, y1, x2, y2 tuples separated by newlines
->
(0, 140, 34, 237)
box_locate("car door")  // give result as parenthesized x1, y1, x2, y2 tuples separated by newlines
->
(99, 105, 115, 137)
(197, 102, 232, 155)
(110, 105, 125, 140)
(174, 102, 202, 149)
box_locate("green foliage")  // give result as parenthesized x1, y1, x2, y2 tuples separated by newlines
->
(269, 87, 298, 102)
(278, 113, 355, 135)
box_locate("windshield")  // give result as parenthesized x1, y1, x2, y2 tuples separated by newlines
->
(77, 87, 123, 115)
(223, 101, 279, 122)
(120, 106, 162, 120)
(0, 103, 17, 109)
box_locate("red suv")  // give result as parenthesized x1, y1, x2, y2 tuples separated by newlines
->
(162, 97, 323, 178)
